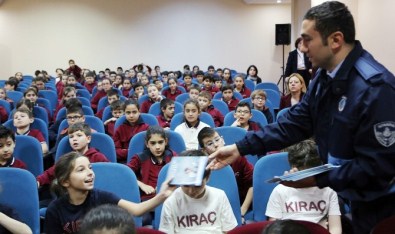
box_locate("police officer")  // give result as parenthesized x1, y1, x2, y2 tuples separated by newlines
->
(207, 2, 395, 234)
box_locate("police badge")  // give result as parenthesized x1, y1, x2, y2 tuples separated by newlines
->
(374, 121, 395, 147)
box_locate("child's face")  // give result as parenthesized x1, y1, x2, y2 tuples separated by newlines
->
(168, 79, 177, 91)
(135, 86, 144, 95)
(182, 179, 207, 199)
(62, 156, 94, 191)
(123, 80, 132, 90)
(15, 72, 23, 81)
(130, 70, 136, 77)
(141, 76, 149, 86)
(223, 70, 231, 80)
(69, 130, 91, 153)
(196, 75, 204, 83)
(64, 91, 76, 101)
(125, 104, 140, 124)
(136, 73, 143, 80)
(13, 111, 33, 128)
(217, 70, 223, 77)
(203, 79, 212, 89)
(0, 137, 15, 163)
(0, 89, 6, 99)
(109, 74, 116, 83)
(184, 103, 200, 125)
(67, 77, 76, 86)
(183, 76, 192, 85)
(97, 81, 103, 91)
(198, 96, 210, 111)
(234, 77, 244, 89)
(222, 89, 233, 101)
(252, 95, 266, 109)
(234, 106, 252, 126)
(66, 112, 85, 126)
(215, 81, 222, 89)
(4, 84, 14, 91)
(112, 109, 124, 118)
(25, 91, 38, 103)
(168, 73, 175, 78)
(145, 133, 168, 158)
(61, 75, 68, 84)
(162, 104, 175, 119)
(202, 132, 225, 154)
(248, 67, 257, 76)
(85, 76, 94, 84)
(102, 79, 112, 92)
(114, 75, 123, 85)
(154, 81, 163, 91)
(107, 95, 119, 104)
(162, 75, 168, 83)
(189, 89, 199, 100)
(147, 86, 159, 100)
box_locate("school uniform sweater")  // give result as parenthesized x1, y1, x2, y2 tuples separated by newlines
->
(206, 105, 224, 127)
(0, 157, 26, 169)
(156, 114, 171, 129)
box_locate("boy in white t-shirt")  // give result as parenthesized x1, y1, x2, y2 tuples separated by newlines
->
(266, 139, 342, 234)
(160, 150, 237, 234)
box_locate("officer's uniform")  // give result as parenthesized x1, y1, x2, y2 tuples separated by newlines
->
(236, 41, 395, 233)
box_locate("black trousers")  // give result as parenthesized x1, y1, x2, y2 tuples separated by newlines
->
(351, 193, 395, 234)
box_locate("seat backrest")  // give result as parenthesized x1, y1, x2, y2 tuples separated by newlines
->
(6, 90, 23, 104)
(97, 96, 127, 111)
(114, 113, 159, 132)
(244, 79, 256, 92)
(138, 94, 150, 106)
(36, 98, 53, 117)
(215, 126, 246, 145)
(0, 168, 40, 234)
(33, 106, 49, 126)
(38, 90, 58, 112)
(76, 89, 91, 100)
(148, 101, 183, 116)
(276, 107, 290, 121)
(174, 93, 190, 104)
(213, 91, 243, 100)
(14, 135, 44, 177)
(58, 115, 105, 134)
(92, 162, 142, 227)
(76, 96, 91, 107)
(56, 106, 94, 122)
(211, 99, 230, 116)
(55, 132, 117, 162)
(3, 118, 49, 145)
(169, 112, 215, 130)
(240, 98, 275, 119)
(154, 164, 171, 229)
(223, 110, 268, 128)
(263, 89, 281, 109)
(126, 130, 186, 163)
(101, 105, 113, 122)
(0, 99, 11, 113)
(253, 152, 290, 221)
(255, 82, 281, 93)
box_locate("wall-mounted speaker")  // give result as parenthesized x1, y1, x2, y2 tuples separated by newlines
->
(275, 24, 291, 45)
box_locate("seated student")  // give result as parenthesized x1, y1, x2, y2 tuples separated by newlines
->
(37, 122, 109, 188)
(262, 220, 310, 234)
(160, 71, 169, 84)
(156, 98, 175, 129)
(195, 70, 205, 87)
(216, 68, 223, 78)
(266, 139, 342, 234)
(79, 204, 136, 234)
(96, 89, 120, 119)
(222, 68, 233, 85)
(4, 77, 19, 91)
(113, 74, 124, 90)
(246, 65, 262, 85)
(231, 101, 262, 131)
(0, 126, 26, 169)
(221, 85, 239, 111)
(127, 126, 176, 225)
(153, 78, 163, 93)
(66, 75, 85, 90)
(83, 72, 97, 94)
(0, 105, 7, 123)
(23, 87, 51, 121)
(198, 127, 253, 222)
(233, 74, 251, 98)
(114, 100, 149, 162)
(121, 78, 132, 98)
(188, 84, 201, 101)
(214, 75, 223, 91)
(180, 72, 193, 92)
(140, 84, 163, 113)
(14, 72, 24, 82)
(160, 149, 237, 233)
(129, 82, 145, 101)
(140, 74, 150, 90)
(45, 152, 175, 234)
(13, 106, 48, 154)
(0, 204, 32, 234)
(201, 75, 219, 98)
(174, 99, 210, 150)
(198, 91, 224, 127)
(91, 77, 113, 111)
(53, 86, 77, 122)
(32, 76, 49, 91)
(56, 74, 68, 99)
(0, 87, 14, 110)
(251, 89, 274, 124)
(104, 100, 124, 138)
(162, 77, 182, 101)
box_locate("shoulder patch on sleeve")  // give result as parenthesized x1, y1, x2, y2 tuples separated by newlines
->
(374, 121, 395, 147)
(355, 56, 382, 81)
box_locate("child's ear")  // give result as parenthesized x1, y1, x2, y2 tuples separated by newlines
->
(61, 179, 70, 188)
(86, 135, 91, 144)
(233, 111, 238, 119)
(29, 117, 34, 124)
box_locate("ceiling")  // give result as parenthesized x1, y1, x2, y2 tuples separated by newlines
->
(243, 0, 291, 4)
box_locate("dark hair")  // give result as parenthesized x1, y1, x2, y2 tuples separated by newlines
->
(198, 91, 212, 101)
(123, 99, 139, 111)
(24, 87, 38, 97)
(221, 84, 233, 93)
(235, 101, 252, 112)
(69, 59, 75, 64)
(133, 82, 143, 91)
(85, 71, 95, 78)
(80, 204, 136, 234)
(68, 122, 91, 136)
(286, 139, 322, 170)
(213, 75, 222, 83)
(167, 77, 178, 85)
(160, 98, 174, 113)
(179, 149, 211, 179)
(207, 65, 215, 70)
(33, 76, 46, 84)
(196, 70, 204, 76)
(161, 71, 169, 76)
(197, 127, 216, 148)
(184, 99, 200, 112)
(304, 1, 355, 45)
(5, 77, 19, 90)
(202, 75, 214, 83)
(0, 125, 15, 142)
(16, 98, 34, 111)
(64, 98, 82, 110)
(189, 84, 201, 92)
(295, 37, 303, 48)
(262, 220, 310, 234)
(110, 100, 123, 111)
(247, 65, 259, 77)
(183, 72, 192, 79)
(145, 126, 168, 147)
(183, 64, 190, 70)
(106, 89, 119, 98)
(52, 152, 84, 196)
(66, 105, 84, 116)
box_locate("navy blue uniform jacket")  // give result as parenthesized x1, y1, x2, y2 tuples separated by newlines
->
(236, 41, 395, 201)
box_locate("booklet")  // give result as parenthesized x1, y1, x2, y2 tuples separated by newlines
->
(266, 164, 341, 183)
(167, 156, 209, 186)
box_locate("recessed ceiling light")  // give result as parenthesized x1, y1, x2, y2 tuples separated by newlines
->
(277, 0, 282, 3)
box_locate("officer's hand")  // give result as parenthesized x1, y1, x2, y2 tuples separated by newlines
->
(281, 176, 316, 188)
(207, 144, 241, 170)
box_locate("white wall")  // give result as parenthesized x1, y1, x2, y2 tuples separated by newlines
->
(0, 0, 292, 83)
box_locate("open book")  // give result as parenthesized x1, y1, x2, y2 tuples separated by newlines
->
(167, 156, 209, 186)
(266, 164, 340, 183)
